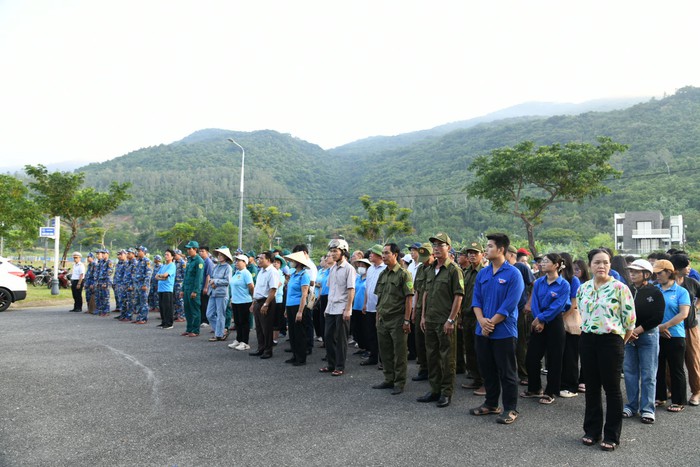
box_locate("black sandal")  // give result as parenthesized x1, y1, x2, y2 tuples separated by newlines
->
(582, 436, 598, 446)
(600, 441, 617, 451)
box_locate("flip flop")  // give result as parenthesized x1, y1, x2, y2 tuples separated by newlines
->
(331, 370, 344, 376)
(667, 404, 685, 412)
(539, 395, 555, 405)
(520, 390, 544, 398)
(319, 367, 333, 373)
(470, 404, 503, 416)
(600, 441, 617, 451)
(581, 436, 598, 446)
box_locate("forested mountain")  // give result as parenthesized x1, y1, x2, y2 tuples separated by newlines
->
(79, 87, 700, 252)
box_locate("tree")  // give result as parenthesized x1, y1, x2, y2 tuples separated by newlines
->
(0, 174, 43, 244)
(465, 137, 627, 256)
(247, 204, 291, 250)
(157, 222, 196, 249)
(350, 195, 413, 244)
(24, 165, 131, 265)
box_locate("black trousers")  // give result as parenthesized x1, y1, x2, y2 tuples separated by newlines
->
(351, 309, 363, 346)
(361, 312, 379, 362)
(71, 279, 83, 311)
(159, 292, 174, 327)
(579, 332, 624, 444)
(232, 302, 251, 344)
(526, 313, 565, 396)
(324, 314, 349, 371)
(313, 295, 328, 339)
(253, 299, 274, 355)
(657, 336, 687, 404)
(561, 333, 581, 392)
(200, 292, 210, 324)
(286, 305, 310, 363)
(475, 335, 518, 412)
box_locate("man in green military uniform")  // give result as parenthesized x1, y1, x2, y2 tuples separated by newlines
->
(418, 233, 464, 408)
(459, 241, 485, 394)
(372, 243, 414, 395)
(411, 243, 433, 381)
(183, 240, 205, 337)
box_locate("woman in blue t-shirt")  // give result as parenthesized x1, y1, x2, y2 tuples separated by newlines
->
(284, 252, 312, 365)
(228, 254, 254, 350)
(351, 258, 369, 350)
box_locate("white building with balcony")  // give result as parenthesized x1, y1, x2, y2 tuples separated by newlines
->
(614, 211, 684, 254)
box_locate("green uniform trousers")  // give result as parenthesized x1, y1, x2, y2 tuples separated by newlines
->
(377, 315, 408, 388)
(184, 291, 201, 334)
(414, 308, 428, 374)
(456, 320, 466, 373)
(516, 308, 532, 381)
(424, 321, 457, 397)
(463, 311, 482, 383)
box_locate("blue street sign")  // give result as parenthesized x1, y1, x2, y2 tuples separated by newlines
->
(40, 227, 56, 238)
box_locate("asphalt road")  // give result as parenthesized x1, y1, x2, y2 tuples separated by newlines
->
(1, 306, 699, 467)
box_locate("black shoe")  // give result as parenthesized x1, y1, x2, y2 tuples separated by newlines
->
(260, 354, 272, 359)
(68, 309, 78, 312)
(412, 373, 429, 381)
(360, 360, 378, 366)
(437, 395, 451, 408)
(391, 387, 404, 395)
(284, 358, 297, 364)
(353, 349, 365, 355)
(292, 361, 306, 366)
(156, 324, 164, 328)
(417, 392, 440, 403)
(372, 382, 394, 389)
(284, 348, 293, 353)
(112, 315, 121, 318)
(249, 351, 264, 357)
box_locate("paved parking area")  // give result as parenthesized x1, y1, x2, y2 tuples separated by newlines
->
(1, 306, 699, 466)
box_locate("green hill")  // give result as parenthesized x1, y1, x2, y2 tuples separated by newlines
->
(79, 87, 700, 252)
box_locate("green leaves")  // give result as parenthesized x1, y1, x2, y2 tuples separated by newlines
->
(350, 195, 414, 243)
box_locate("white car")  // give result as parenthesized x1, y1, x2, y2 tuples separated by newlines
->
(0, 256, 27, 311)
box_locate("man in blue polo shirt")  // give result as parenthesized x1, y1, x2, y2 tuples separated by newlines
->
(470, 233, 525, 424)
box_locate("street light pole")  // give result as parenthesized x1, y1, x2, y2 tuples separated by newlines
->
(227, 138, 245, 251)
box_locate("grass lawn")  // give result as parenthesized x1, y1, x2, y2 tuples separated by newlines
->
(14, 285, 115, 309)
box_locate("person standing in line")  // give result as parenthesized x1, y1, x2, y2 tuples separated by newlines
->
(351, 258, 369, 353)
(111, 250, 125, 316)
(69, 252, 85, 312)
(271, 255, 287, 346)
(668, 254, 700, 406)
(283, 251, 313, 366)
(372, 243, 414, 395)
(91, 249, 105, 315)
(320, 239, 356, 376)
(155, 249, 176, 330)
(124, 248, 138, 321)
(418, 233, 464, 408)
(249, 251, 278, 359)
(623, 259, 664, 424)
(654, 259, 690, 413)
(506, 246, 535, 386)
(361, 245, 386, 366)
(522, 253, 570, 405)
(291, 244, 317, 355)
(173, 250, 186, 322)
(199, 246, 214, 327)
(84, 252, 96, 314)
(148, 254, 161, 314)
(97, 249, 114, 317)
(577, 248, 635, 451)
(460, 242, 485, 395)
(182, 241, 204, 337)
(411, 244, 433, 382)
(470, 233, 524, 424)
(118, 249, 134, 321)
(228, 254, 254, 351)
(133, 246, 152, 324)
(206, 247, 233, 342)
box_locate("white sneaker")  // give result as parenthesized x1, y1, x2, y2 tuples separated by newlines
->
(235, 343, 250, 351)
(230, 340, 240, 347)
(559, 390, 578, 398)
(201, 323, 210, 328)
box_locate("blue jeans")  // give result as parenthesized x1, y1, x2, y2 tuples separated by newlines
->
(206, 295, 228, 338)
(623, 328, 659, 418)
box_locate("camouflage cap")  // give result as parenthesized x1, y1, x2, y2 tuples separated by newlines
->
(417, 243, 433, 262)
(154, 255, 162, 261)
(429, 232, 452, 246)
(507, 245, 517, 254)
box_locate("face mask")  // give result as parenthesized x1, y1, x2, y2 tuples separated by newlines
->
(288, 261, 297, 269)
(357, 267, 367, 275)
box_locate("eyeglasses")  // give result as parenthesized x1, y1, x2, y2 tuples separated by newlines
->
(539, 258, 552, 264)
(432, 243, 447, 248)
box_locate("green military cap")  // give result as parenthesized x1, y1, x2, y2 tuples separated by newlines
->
(507, 245, 517, 254)
(417, 243, 433, 262)
(461, 241, 484, 254)
(185, 240, 199, 249)
(429, 232, 452, 246)
(369, 244, 383, 255)
(246, 250, 256, 257)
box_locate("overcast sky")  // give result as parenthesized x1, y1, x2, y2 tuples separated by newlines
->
(0, 0, 696, 167)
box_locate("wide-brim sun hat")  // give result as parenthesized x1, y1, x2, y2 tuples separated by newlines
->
(283, 251, 314, 270)
(213, 246, 233, 263)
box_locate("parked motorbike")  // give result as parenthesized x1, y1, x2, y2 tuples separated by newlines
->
(45, 269, 70, 289)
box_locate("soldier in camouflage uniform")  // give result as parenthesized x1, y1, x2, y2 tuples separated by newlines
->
(120, 248, 137, 321)
(112, 249, 126, 318)
(90, 250, 104, 315)
(149, 255, 162, 312)
(96, 249, 114, 317)
(133, 246, 152, 324)
(84, 252, 96, 314)
(173, 249, 186, 321)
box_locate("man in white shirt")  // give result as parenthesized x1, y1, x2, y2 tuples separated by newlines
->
(320, 239, 356, 376)
(69, 252, 86, 312)
(361, 244, 387, 366)
(249, 251, 278, 359)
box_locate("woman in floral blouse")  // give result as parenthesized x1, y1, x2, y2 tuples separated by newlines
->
(577, 248, 636, 452)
